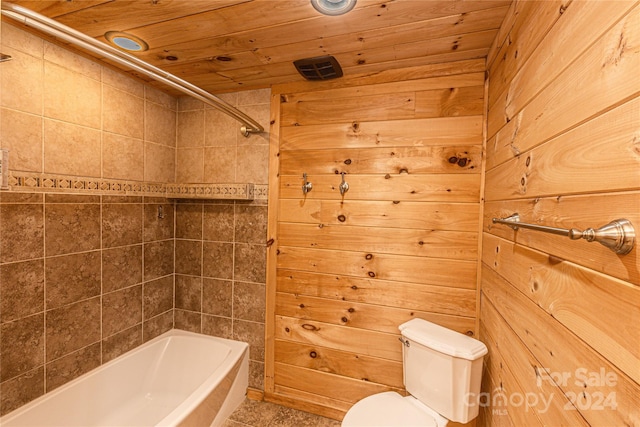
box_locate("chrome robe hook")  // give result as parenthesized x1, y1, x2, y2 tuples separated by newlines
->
(339, 172, 349, 196)
(302, 173, 313, 195)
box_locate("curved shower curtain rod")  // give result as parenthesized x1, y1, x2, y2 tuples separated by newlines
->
(0, 2, 264, 137)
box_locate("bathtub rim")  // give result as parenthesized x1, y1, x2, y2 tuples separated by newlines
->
(0, 329, 249, 426)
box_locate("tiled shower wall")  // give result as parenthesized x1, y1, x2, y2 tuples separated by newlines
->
(172, 91, 271, 391)
(0, 193, 175, 414)
(0, 21, 271, 415)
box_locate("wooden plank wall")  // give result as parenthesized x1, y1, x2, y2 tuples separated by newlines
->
(265, 59, 486, 420)
(481, 1, 640, 426)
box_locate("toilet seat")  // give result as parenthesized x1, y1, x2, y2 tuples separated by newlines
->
(341, 392, 448, 427)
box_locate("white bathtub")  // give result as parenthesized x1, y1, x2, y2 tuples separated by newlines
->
(0, 329, 249, 427)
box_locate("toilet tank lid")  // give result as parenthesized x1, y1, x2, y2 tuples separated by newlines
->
(399, 318, 488, 360)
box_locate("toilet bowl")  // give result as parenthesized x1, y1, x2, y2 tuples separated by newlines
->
(341, 392, 448, 427)
(341, 318, 488, 427)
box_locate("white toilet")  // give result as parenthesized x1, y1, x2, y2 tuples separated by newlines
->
(342, 318, 488, 427)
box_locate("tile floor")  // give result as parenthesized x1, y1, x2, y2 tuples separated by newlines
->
(223, 398, 342, 427)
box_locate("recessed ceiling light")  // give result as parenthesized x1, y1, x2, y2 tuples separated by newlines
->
(310, 0, 357, 16)
(105, 31, 149, 52)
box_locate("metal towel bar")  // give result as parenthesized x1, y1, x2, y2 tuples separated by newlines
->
(492, 213, 635, 255)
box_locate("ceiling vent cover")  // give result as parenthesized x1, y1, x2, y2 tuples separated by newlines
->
(293, 55, 343, 81)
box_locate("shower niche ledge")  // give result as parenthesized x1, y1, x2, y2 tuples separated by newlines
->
(166, 183, 255, 200)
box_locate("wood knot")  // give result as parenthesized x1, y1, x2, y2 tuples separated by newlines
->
(337, 214, 346, 222)
(348, 308, 355, 313)
(365, 253, 373, 260)
(448, 156, 459, 164)
(266, 238, 275, 247)
(309, 351, 317, 358)
(465, 330, 474, 337)
(285, 327, 290, 333)
(344, 159, 352, 165)
(302, 324, 318, 331)
(457, 158, 468, 167)
(368, 271, 376, 278)
(341, 317, 348, 323)
(384, 174, 391, 179)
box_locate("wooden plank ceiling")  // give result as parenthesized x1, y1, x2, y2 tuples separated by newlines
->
(8, 0, 511, 94)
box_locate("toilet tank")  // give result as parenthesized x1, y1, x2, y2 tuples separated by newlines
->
(399, 318, 488, 424)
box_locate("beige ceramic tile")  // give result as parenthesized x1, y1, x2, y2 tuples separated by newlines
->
(144, 142, 176, 183)
(44, 119, 101, 177)
(0, 46, 43, 115)
(237, 89, 271, 106)
(176, 148, 204, 183)
(143, 275, 174, 319)
(236, 144, 269, 185)
(204, 146, 236, 183)
(175, 239, 202, 276)
(45, 251, 101, 309)
(44, 62, 101, 129)
(102, 245, 143, 293)
(102, 285, 143, 337)
(145, 101, 177, 147)
(146, 86, 177, 110)
(175, 275, 202, 312)
(103, 67, 144, 98)
(44, 202, 101, 255)
(143, 310, 173, 342)
(143, 241, 174, 281)
(0, 366, 45, 416)
(2, 23, 44, 57)
(43, 42, 101, 81)
(45, 343, 100, 392)
(102, 132, 145, 181)
(0, 202, 44, 263)
(177, 110, 205, 147)
(175, 203, 203, 239)
(204, 109, 237, 147)
(0, 259, 45, 323)
(45, 297, 101, 360)
(102, 325, 142, 363)
(0, 108, 43, 173)
(103, 85, 145, 139)
(0, 313, 45, 380)
(178, 96, 204, 112)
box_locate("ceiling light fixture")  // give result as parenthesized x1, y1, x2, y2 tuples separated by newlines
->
(310, 0, 357, 16)
(105, 31, 148, 52)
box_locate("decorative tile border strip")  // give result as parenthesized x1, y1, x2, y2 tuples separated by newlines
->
(166, 183, 254, 200)
(6, 172, 267, 200)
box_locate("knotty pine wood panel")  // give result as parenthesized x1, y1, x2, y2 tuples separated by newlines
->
(274, 339, 404, 388)
(487, 1, 636, 141)
(415, 85, 485, 118)
(281, 73, 484, 105)
(280, 174, 480, 203)
(280, 116, 483, 151)
(276, 269, 477, 317)
(271, 385, 353, 420)
(278, 222, 477, 260)
(280, 145, 482, 176)
(278, 199, 480, 232)
(268, 60, 485, 419)
(482, 233, 640, 385)
(275, 315, 402, 362)
(274, 362, 398, 407)
(485, 98, 640, 198)
(482, 265, 640, 426)
(486, 0, 569, 110)
(272, 59, 486, 96)
(255, 7, 509, 66)
(487, 4, 640, 168)
(275, 292, 475, 336)
(281, 91, 416, 127)
(277, 246, 477, 289)
(484, 193, 640, 284)
(477, 320, 570, 427)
